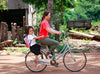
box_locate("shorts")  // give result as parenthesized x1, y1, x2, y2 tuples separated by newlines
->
(30, 44, 41, 55)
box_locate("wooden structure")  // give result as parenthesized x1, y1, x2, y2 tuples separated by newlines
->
(69, 30, 94, 40)
(0, 22, 13, 48)
(89, 33, 100, 40)
(0, 22, 25, 48)
(67, 20, 92, 29)
(0, 0, 35, 30)
(11, 23, 24, 41)
(0, 22, 8, 42)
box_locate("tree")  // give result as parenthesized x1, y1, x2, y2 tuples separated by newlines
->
(77, 0, 100, 21)
(53, 0, 75, 23)
(22, 0, 48, 10)
(48, 0, 53, 26)
(22, 0, 75, 23)
(0, 0, 8, 11)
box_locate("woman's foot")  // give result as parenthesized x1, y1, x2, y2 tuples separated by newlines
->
(55, 63, 61, 67)
(46, 51, 52, 58)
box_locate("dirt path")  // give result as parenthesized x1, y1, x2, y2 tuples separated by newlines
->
(0, 53, 100, 74)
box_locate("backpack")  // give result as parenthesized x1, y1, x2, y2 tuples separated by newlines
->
(24, 35, 31, 48)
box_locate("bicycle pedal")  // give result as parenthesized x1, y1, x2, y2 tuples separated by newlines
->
(55, 63, 61, 67)
(48, 54, 53, 58)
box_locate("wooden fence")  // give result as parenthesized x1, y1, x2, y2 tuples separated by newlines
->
(0, 22, 8, 42)
(0, 22, 24, 43)
(11, 23, 24, 41)
(67, 20, 92, 29)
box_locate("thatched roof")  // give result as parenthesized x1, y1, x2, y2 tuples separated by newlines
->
(6, 0, 29, 9)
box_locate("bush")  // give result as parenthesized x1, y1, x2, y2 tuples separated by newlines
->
(57, 43, 65, 53)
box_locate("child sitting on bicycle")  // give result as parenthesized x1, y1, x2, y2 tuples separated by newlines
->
(25, 26, 44, 64)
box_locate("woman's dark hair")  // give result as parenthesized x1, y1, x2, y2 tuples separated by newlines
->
(26, 26, 34, 34)
(41, 11, 50, 22)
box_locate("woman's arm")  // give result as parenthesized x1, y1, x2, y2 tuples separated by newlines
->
(46, 28, 62, 35)
(33, 35, 44, 39)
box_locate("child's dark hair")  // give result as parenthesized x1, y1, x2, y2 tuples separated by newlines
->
(26, 26, 34, 34)
(41, 11, 50, 22)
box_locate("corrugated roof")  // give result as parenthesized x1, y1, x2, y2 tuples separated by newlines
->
(6, 0, 29, 9)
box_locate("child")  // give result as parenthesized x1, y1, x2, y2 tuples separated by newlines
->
(26, 26, 44, 64)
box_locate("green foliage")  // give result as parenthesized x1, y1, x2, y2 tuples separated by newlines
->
(92, 20, 100, 27)
(23, 0, 75, 23)
(15, 47, 29, 53)
(13, 40, 24, 45)
(33, 10, 44, 36)
(7, 49, 14, 53)
(51, 34, 55, 40)
(83, 38, 91, 44)
(22, 0, 47, 9)
(13, 40, 17, 44)
(71, 27, 100, 34)
(57, 43, 65, 53)
(77, 0, 100, 21)
(83, 49, 90, 53)
(0, 0, 8, 11)
(7, 47, 29, 54)
(89, 29, 98, 34)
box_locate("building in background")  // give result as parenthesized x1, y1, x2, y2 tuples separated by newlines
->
(0, 0, 36, 30)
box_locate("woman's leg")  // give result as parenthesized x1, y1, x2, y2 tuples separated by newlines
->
(40, 38, 59, 52)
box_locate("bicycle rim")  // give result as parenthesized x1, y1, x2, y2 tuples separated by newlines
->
(63, 49, 87, 72)
(25, 51, 47, 72)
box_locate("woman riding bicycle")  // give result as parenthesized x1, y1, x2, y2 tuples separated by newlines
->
(39, 11, 62, 56)
(25, 11, 87, 72)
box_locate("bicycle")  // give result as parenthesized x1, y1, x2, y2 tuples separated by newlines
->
(25, 32, 87, 72)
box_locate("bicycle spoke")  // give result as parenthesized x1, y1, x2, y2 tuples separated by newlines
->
(25, 51, 47, 72)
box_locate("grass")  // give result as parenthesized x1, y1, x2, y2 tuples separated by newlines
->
(7, 47, 30, 54)
(71, 27, 100, 34)
(83, 38, 91, 44)
(92, 20, 100, 27)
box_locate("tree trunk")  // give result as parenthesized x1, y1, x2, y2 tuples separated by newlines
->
(55, 22, 60, 41)
(69, 30, 94, 39)
(48, 0, 53, 38)
(48, 0, 53, 27)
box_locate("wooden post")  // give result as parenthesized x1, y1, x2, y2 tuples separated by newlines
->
(4, 22, 8, 41)
(0, 22, 2, 42)
(17, 26, 20, 41)
(11, 23, 16, 40)
(8, 31, 12, 40)
(20, 27, 24, 41)
(0, 22, 8, 42)
(1, 22, 4, 42)
(22, 27, 24, 41)
(23, 16, 25, 28)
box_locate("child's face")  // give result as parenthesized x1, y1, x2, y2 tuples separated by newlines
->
(29, 28, 34, 34)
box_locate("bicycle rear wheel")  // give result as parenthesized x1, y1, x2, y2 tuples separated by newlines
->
(25, 51, 47, 72)
(63, 48, 87, 72)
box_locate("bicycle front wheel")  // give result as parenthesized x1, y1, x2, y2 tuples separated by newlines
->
(63, 48, 87, 72)
(25, 51, 47, 72)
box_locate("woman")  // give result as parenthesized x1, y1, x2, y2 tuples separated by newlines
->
(39, 11, 62, 55)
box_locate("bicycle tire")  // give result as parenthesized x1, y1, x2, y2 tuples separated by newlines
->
(25, 51, 47, 72)
(63, 48, 87, 72)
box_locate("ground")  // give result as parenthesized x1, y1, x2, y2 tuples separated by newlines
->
(0, 39, 100, 74)
(0, 53, 100, 74)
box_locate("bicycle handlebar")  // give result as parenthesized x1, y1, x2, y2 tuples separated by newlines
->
(59, 31, 69, 41)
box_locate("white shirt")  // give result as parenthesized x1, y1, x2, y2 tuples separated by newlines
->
(27, 34, 37, 46)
